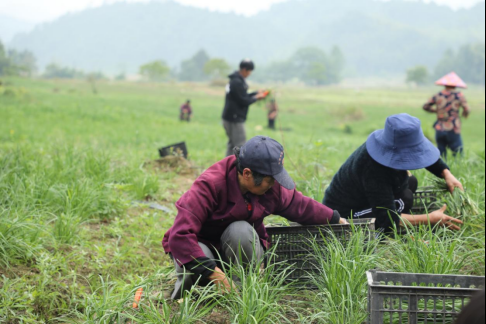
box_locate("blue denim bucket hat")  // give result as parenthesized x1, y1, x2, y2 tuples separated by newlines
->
(366, 114, 440, 170)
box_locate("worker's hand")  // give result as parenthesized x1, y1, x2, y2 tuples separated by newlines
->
(208, 267, 238, 294)
(443, 169, 464, 194)
(462, 110, 470, 118)
(255, 90, 267, 100)
(339, 218, 349, 225)
(429, 205, 463, 231)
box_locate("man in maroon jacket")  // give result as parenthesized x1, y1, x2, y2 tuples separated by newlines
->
(180, 100, 192, 122)
(163, 136, 347, 299)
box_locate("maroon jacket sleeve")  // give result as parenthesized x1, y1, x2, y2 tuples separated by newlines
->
(168, 179, 218, 266)
(275, 186, 340, 225)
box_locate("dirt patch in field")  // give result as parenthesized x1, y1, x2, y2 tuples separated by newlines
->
(203, 308, 232, 323)
(0, 264, 40, 281)
(144, 156, 200, 177)
(330, 106, 366, 122)
(286, 108, 308, 115)
(145, 156, 191, 170)
(136, 156, 200, 206)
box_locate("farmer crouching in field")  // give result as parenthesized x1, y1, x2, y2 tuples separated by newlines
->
(180, 100, 193, 122)
(222, 60, 267, 157)
(423, 72, 471, 158)
(163, 136, 348, 299)
(323, 114, 464, 236)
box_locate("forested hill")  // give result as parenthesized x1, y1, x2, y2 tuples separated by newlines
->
(8, 0, 486, 76)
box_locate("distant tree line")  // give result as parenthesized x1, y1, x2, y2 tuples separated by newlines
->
(406, 43, 485, 86)
(43, 63, 106, 80)
(1, 39, 106, 85)
(43, 63, 84, 79)
(406, 66, 429, 86)
(138, 50, 231, 83)
(434, 43, 485, 85)
(257, 46, 345, 86)
(139, 46, 345, 85)
(139, 61, 170, 82)
(0, 40, 37, 77)
(6, 37, 482, 87)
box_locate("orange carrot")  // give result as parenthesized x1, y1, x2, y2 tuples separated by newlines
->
(133, 288, 144, 309)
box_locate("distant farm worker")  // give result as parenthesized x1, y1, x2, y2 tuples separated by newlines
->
(267, 98, 279, 130)
(222, 60, 268, 157)
(323, 114, 465, 236)
(163, 136, 348, 299)
(423, 72, 470, 158)
(180, 100, 193, 122)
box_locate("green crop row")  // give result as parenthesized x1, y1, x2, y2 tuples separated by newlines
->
(0, 78, 484, 323)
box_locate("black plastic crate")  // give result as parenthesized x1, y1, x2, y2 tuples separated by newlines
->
(367, 271, 485, 324)
(412, 187, 446, 214)
(159, 142, 188, 159)
(266, 219, 376, 282)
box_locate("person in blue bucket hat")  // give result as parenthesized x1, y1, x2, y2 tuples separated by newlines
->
(323, 113, 465, 235)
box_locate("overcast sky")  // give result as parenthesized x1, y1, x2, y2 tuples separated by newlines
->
(0, 0, 484, 23)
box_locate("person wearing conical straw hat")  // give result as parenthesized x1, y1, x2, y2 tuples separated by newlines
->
(423, 72, 471, 158)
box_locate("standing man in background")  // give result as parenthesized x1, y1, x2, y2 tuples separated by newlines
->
(423, 72, 471, 158)
(222, 60, 267, 157)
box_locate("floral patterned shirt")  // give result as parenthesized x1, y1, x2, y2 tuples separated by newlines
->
(423, 90, 470, 134)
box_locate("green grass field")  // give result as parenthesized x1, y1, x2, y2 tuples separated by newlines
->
(0, 77, 485, 323)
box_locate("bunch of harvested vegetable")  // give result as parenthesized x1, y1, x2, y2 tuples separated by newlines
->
(429, 177, 481, 221)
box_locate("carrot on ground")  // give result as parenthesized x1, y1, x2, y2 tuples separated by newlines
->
(133, 288, 144, 309)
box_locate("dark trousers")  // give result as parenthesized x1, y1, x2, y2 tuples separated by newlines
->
(436, 130, 464, 158)
(268, 119, 276, 130)
(171, 221, 264, 300)
(396, 175, 418, 214)
(353, 175, 418, 219)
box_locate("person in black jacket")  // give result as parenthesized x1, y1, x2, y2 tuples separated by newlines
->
(222, 60, 266, 157)
(323, 114, 465, 235)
